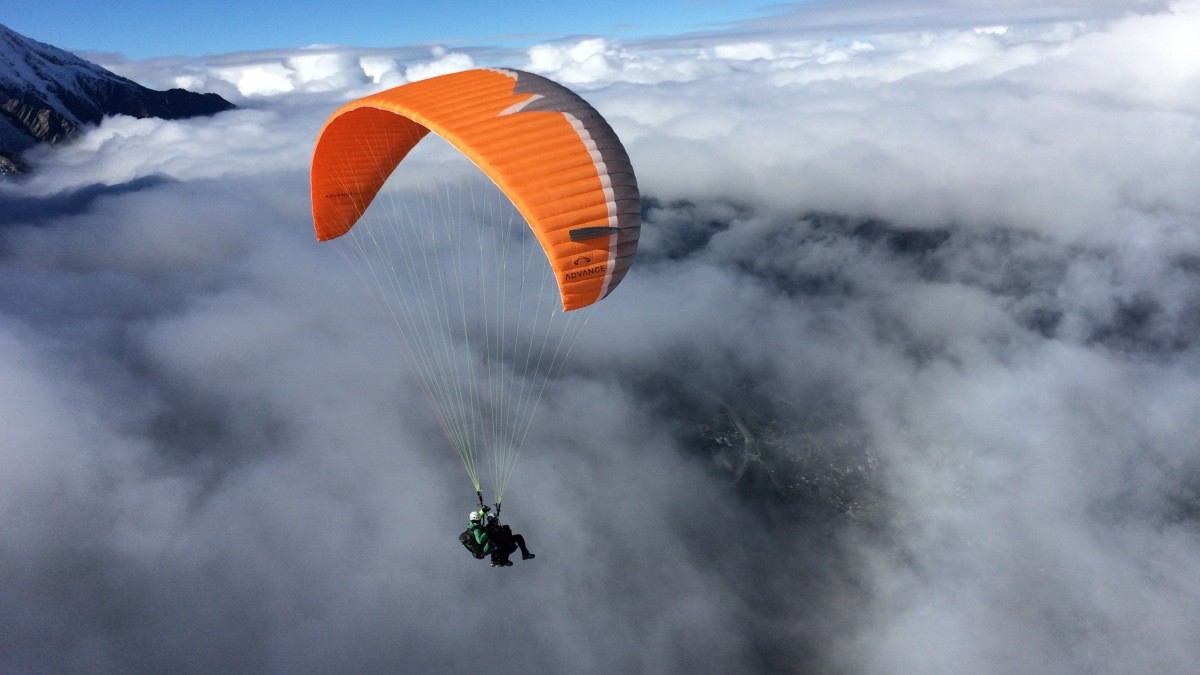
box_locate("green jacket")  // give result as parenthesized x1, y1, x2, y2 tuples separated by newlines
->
(468, 523, 493, 553)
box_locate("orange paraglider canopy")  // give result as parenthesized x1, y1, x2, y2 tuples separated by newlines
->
(310, 67, 640, 311)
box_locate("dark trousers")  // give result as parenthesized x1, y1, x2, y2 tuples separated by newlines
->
(490, 534, 530, 562)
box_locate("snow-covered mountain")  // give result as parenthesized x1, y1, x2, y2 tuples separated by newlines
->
(0, 23, 235, 174)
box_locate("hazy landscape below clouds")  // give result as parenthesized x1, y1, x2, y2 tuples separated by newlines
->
(3, 2, 1199, 673)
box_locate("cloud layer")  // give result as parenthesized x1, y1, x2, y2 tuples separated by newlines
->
(3, 2, 1199, 672)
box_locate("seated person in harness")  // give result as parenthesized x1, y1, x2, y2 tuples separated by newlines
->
(461, 510, 494, 561)
(484, 511, 535, 567)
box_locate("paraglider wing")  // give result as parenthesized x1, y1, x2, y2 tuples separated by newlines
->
(310, 68, 641, 310)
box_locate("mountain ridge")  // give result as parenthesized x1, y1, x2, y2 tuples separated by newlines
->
(1, 23, 236, 175)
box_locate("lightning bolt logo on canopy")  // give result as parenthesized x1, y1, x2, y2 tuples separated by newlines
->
(310, 68, 640, 310)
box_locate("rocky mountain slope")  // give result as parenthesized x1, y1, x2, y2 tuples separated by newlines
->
(1, 23, 235, 174)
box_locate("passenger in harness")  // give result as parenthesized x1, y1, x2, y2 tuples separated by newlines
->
(485, 512, 535, 567)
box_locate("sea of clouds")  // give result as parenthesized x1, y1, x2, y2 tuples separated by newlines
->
(2, 1, 1198, 672)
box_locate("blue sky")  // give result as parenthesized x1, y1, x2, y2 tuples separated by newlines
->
(0, 0, 777, 58)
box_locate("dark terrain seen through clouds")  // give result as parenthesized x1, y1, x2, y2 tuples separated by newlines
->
(2, 3, 1200, 673)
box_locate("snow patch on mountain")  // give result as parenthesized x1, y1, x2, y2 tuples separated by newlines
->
(0, 22, 235, 175)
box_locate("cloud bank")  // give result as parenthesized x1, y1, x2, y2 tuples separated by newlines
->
(3, 2, 1199, 672)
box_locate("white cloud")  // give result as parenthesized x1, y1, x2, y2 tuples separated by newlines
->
(527, 38, 715, 84)
(712, 41, 778, 61)
(16, 108, 311, 195)
(403, 51, 476, 82)
(1007, 3, 1200, 110)
(220, 61, 298, 96)
(358, 55, 403, 85)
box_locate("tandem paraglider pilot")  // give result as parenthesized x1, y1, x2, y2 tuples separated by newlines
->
(460, 506, 535, 568)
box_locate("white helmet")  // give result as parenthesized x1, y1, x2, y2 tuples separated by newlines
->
(469, 511, 482, 523)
